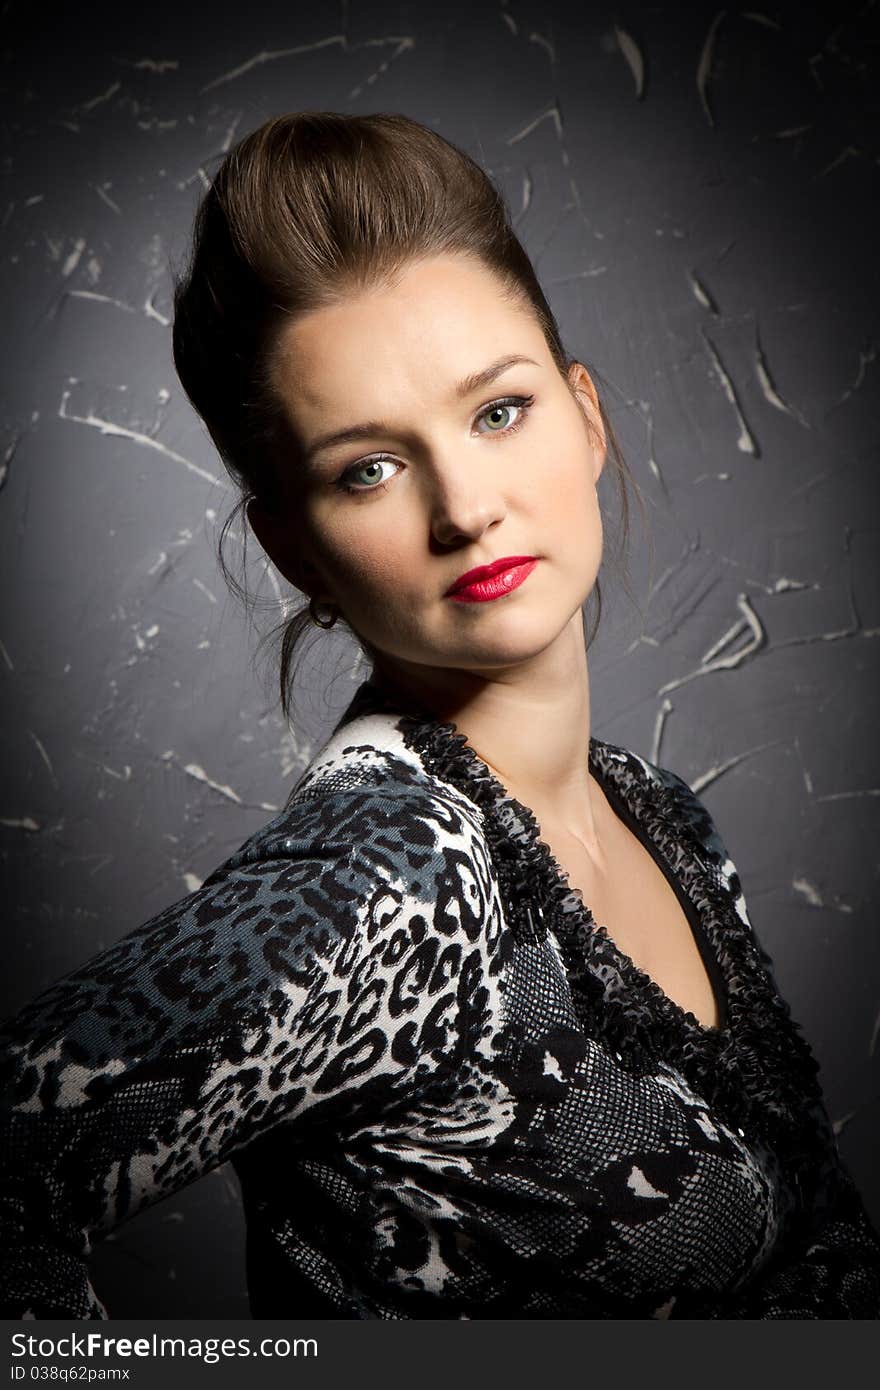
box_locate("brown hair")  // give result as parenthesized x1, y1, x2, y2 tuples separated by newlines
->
(171, 110, 647, 725)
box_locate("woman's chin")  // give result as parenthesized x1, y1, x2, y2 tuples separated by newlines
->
(442, 618, 580, 670)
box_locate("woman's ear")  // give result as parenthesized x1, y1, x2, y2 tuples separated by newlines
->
(567, 361, 607, 480)
(246, 497, 310, 594)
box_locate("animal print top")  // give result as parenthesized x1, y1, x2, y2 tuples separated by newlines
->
(2, 677, 879, 1319)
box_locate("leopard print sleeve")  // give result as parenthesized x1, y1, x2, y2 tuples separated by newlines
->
(0, 783, 461, 1319)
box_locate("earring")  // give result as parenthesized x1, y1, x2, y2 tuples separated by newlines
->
(309, 596, 339, 629)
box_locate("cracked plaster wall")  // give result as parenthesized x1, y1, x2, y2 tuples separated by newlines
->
(0, 0, 877, 1316)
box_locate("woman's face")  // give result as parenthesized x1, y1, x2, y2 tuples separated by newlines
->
(256, 252, 606, 688)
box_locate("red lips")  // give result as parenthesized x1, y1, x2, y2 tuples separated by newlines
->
(445, 556, 538, 596)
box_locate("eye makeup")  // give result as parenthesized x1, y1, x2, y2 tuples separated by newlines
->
(333, 393, 537, 497)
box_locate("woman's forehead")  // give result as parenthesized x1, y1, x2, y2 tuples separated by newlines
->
(271, 256, 548, 417)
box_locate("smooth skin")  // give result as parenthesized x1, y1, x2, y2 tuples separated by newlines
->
(248, 251, 616, 871)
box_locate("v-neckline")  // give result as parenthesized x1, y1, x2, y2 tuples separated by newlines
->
(464, 728, 732, 1042)
(331, 677, 834, 1165)
(585, 749, 730, 1036)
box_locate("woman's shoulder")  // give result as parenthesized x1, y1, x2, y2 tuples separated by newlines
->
(590, 735, 748, 925)
(224, 698, 491, 883)
(287, 704, 440, 808)
(284, 686, 486, 819)
(593, 737, 731, 859)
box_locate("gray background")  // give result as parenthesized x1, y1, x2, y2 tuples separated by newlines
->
(1, 0, 877, 1316)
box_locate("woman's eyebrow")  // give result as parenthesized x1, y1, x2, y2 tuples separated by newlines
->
(452, 353, 541, 401)
(304, 354, 541, 461)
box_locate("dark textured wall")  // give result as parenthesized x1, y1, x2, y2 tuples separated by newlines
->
(1, 0, 877, 1316)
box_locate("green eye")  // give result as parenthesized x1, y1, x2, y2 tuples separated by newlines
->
(337, 457, 398, 494)
(476, 395, 535, 435)
(354, 461, 384, 484)
(484, 404, 514, 430)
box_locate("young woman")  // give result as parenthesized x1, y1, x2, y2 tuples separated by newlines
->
(2, 111, 879, 1321)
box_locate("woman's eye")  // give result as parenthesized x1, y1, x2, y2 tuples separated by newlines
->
(336, 457, 399, 494)
(476, 395, 535, 435)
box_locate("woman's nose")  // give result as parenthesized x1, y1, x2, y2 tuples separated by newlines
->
(428, 458, 508, 548)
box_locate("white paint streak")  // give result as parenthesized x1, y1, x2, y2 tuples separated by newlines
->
(508, 105, 563, 147)
(69, 290, 134, 313)
(192, 577, 217, 603)
(0, 816, 40, 831)
(793, 877, 823, 907)
(219, 111, 243, 153)
(815, 787, 880, 802)
(61, 238, 86, 277)
(0, 434, 19, 490)
(771, 576, 809, 593)
(547, 266, 608, 284)
(347, 36, 416, 100)
(144, 291, 171, 326)
(126, 58, 179, 73)
(817, 146, 860, 179)
(658, 593, 765, 695)
(201, 34, 349, 91)
(81, 81, 121, 112)
(702, 330, 758, 455)
(101, 764, 132, 781)
(200, 31, 414, 99)
(650, 698, 673, 767)
(519, 170, 532, 218)
(701, 594, 764, 665)
(615, 26, 645, 98)
(755, 335, 810, 426)
(183, 762, 243, 804)
(689, 743, 776, 797)
(58, 388, 222, 487)
(742, 11, 781, 28)
(696, 11, 726, 128)
(688, 270, 717, 313)
(529, 31, 556, 64)
(834, 339, 877, 408)
(92, 184, 121, 215)
(27, 730, 57, 785)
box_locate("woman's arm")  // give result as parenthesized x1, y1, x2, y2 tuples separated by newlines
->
(671, 1096, 880, 1318)
(0, 788, 413, 1319)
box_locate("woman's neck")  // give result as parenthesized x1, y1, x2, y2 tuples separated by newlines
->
(371, 611, 600, 849)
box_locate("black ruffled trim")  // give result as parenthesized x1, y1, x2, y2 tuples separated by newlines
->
(340, 680, 832, 1224)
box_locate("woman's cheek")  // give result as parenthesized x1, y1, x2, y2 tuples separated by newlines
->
(333, 538, 406, 600)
